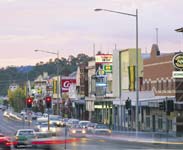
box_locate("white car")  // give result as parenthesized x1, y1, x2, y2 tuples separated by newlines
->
(49, 115, 62, 127)
(92, 124, 112, 135)
(39, 123, 57, 135)
(79, 120, 91, 128)
(67, 119, 79, 127)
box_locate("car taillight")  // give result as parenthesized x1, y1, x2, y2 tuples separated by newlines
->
(15, 136, 18, 141)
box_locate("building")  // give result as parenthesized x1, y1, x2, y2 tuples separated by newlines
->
(112, 48, 143, 130)
(141, 44, 183, 135)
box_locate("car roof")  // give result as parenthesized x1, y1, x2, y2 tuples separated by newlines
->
(17, 129, 35, 132)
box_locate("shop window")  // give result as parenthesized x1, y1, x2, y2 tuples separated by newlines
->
(168, 120, 172, 131)
(146, 107, 150, 115)
(158, 118, 163, 129)
(146, 117, 150, 128)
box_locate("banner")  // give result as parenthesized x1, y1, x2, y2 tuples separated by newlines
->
(61, 78, 76, 93)
(128, 66, 135, 91)
(53, 80, 57, 94)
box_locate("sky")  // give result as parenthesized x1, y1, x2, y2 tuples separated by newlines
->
(0, 0, 182, 68)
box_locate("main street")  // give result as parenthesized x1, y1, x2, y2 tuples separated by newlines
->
(0, 111, 183, 149)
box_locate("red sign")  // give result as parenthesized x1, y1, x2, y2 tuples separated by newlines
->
(61, 78, 76, 93)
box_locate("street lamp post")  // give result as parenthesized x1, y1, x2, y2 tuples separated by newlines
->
(94, 8, 139, 131)
(34, 49, 60, 115)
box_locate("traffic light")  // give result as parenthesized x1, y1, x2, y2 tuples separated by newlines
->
(26, 97, 33, 108)
(125, 98, 131, 110)
(159, 101, 166, 111)
(166, 100, 174, 113)
(45, 96, 52, 108)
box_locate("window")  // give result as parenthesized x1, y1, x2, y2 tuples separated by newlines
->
(158, 118, 163, 129)
(156, 80, 159, 91)
(146, 117, 150, 128)
(149, 81, 151, 90)
(166, 80, 169, 91)
(168, 120, 173, 131)
(161, 80, 163, 91)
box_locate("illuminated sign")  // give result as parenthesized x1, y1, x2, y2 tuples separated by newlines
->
(95, 54, 112, 63)
(103, 64, 112, 73)
(172, 71, 183, 78)
(173, 53, 183, 70)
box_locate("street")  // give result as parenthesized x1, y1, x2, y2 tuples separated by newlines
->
(0, 111, 183, 149)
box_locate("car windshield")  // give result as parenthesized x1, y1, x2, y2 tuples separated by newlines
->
(96, 125, 108, 129)
(19, 131, 34, 136)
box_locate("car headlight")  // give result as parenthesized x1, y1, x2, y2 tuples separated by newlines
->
(72, 130, 76, 134)
(82, 130, 86, 134)
(41, 128, 47, 132)
(51, 128, 56, 132)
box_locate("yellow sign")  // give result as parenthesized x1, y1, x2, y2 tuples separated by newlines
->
(173, 53, 183, 69)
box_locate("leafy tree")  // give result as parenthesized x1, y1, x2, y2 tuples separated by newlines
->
(8, 87, 26, 112)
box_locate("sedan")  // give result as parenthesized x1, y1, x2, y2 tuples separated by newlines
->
(68, 124, 86, 137)
(92, 124, 112, 135)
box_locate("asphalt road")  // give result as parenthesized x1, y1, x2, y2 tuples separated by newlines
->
(0, 110, 183, 150)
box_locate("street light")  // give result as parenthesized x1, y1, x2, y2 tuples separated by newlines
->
(94, 8, 139, 131)
(34, 49, 60, 115)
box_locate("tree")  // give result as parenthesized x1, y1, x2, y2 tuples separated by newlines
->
(8, 87, 26, 112)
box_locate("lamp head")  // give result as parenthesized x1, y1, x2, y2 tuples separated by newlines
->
(94, 8, 103, 12)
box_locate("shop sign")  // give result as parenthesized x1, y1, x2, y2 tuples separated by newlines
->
(172, 53, 183, 70)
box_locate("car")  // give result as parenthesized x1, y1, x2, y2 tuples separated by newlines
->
(34, 122, 43, 132)
(14, 129, 36, 148)
(92, 124, 112, 135)
(60, 118, 68, 127)
(39, 123, 57, 135)
(49, 115, 62, 127)
(66, 119, 79, 127)
(68, 124, 86, 137)
(79, 120, 90, 128)
(86, 122, 97, 133)
(0, 133, 12, 150)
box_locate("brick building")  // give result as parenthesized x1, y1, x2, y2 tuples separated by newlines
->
(142, 44, 183, 135)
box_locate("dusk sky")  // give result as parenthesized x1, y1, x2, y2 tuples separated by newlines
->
(0, 0, 182, 67)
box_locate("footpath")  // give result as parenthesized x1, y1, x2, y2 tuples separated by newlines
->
(110, 131, 183, 145)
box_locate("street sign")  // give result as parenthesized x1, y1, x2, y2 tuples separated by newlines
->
(172, 71, 183, 78)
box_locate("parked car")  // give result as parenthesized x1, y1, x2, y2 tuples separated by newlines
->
(92, 124, 112, 135)
(68, 124, 86, 137)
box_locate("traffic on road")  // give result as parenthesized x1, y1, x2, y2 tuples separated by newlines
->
(1, 108, 183, 150)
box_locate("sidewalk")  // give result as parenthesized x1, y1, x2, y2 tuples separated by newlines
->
(111, 131, 183, 144)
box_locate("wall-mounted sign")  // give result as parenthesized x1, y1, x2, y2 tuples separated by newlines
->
(61, 78, 76, 93)
(172, 53, 183, 70)
(95, 54, 112, 64)
(172, 71, 183, 78)
(103, 64, 112, 73)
